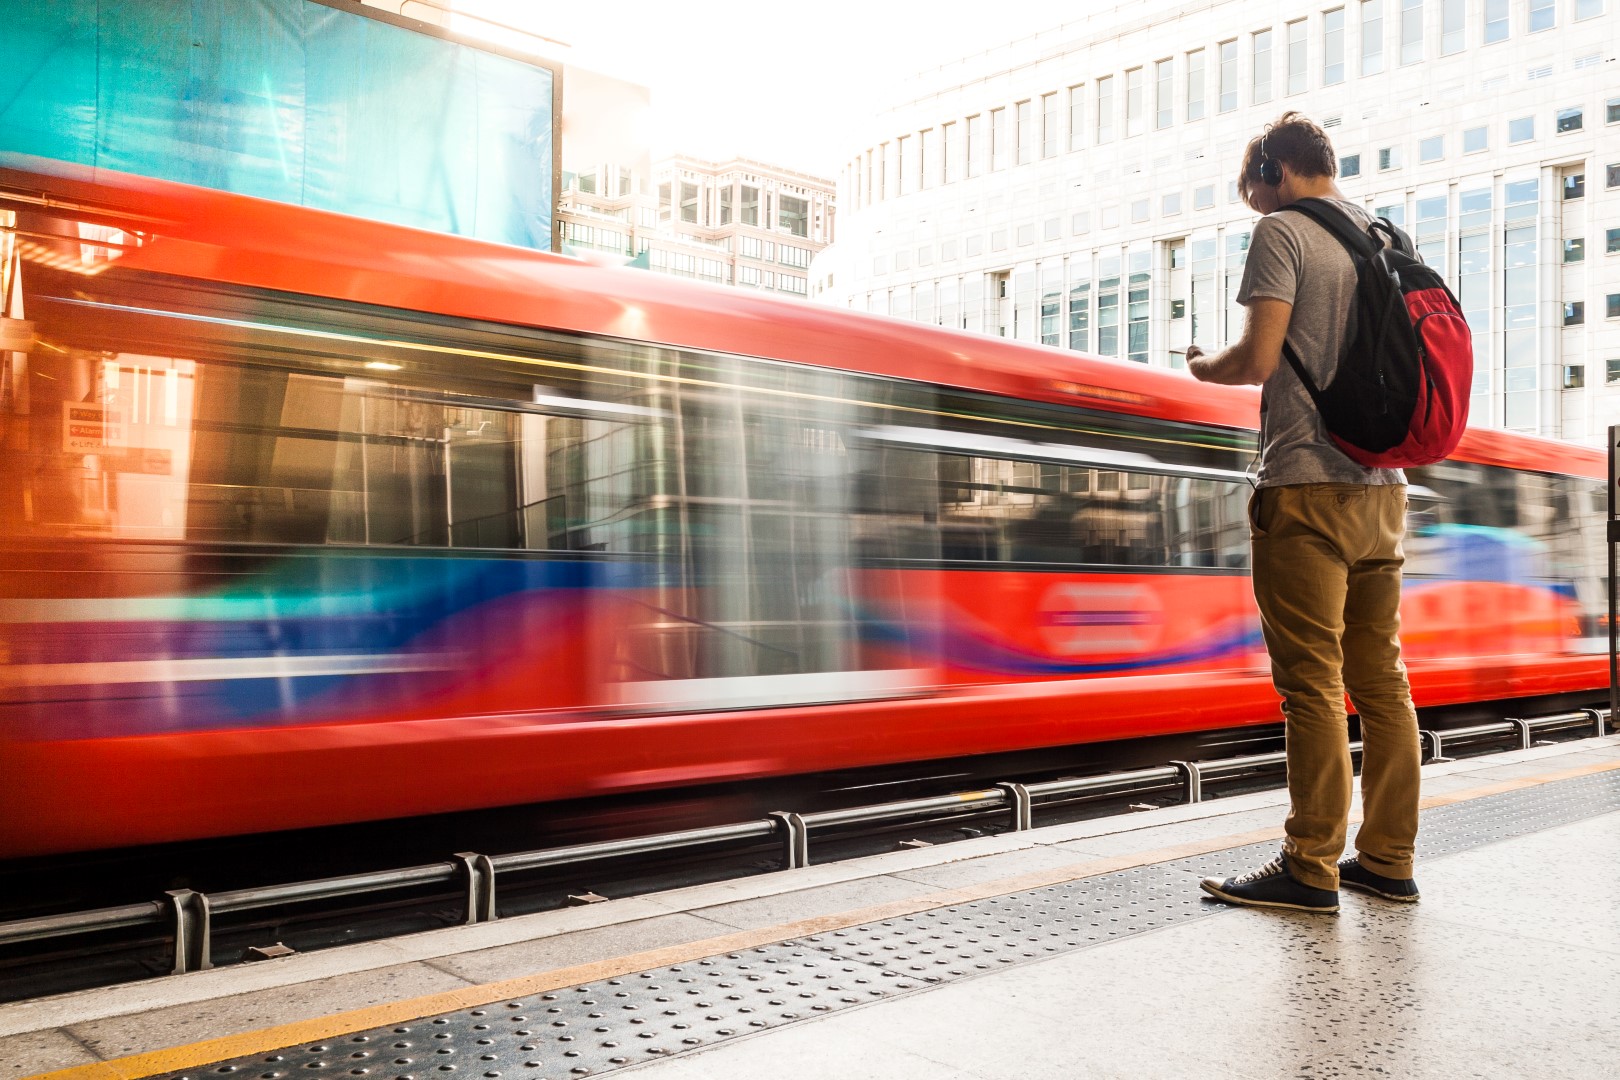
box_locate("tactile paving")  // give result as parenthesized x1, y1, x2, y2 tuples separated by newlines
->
(158, 768, 1620, 1080)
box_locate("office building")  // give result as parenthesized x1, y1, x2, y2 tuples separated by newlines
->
(562, 155, 834, 296)
(818, 0, 1620, 441)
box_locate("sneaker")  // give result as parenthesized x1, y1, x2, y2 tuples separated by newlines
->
(1337, 857, 1420, 902)
(1200, 853, 1339, 913)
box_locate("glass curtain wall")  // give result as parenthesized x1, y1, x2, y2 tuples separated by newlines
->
(1457, 187, 1493, 425)
(1502, 179, 1540, 430)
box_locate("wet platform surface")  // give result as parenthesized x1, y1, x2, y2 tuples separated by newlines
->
(8, 735, 1620, 1080)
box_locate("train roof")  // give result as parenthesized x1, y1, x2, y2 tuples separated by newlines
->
(2, 155, 1601, 481)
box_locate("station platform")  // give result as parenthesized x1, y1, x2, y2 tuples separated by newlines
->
(7, 734, 1620, 1080)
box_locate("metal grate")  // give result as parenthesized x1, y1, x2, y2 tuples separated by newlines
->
(158, 769, 1620, 1080)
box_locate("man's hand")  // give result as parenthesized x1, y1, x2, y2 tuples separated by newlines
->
(1185, 344, 1212, 381)
(1182, 298, 1292, 385)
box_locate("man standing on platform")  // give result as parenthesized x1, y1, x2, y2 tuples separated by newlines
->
(1184, 112, 1422, 913)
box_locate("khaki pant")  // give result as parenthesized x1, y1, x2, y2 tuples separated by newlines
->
(1250, 483, 1421, 890)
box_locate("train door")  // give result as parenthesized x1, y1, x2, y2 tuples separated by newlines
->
(586, 345, 941, 715)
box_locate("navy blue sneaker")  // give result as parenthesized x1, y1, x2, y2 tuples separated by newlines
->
(1200, 853, 1339, 913)
(1337, 856, 1420, 902)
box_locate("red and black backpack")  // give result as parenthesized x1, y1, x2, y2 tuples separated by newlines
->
(1277, 198, 1472, 469)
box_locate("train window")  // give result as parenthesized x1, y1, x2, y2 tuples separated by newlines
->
(846, 444, 1251, 571)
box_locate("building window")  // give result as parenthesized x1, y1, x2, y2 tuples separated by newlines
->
(1610, 97, 1620, 125)
(1361, 0, 1384, 75)
(1463, 126, 1488, 153)
(1286, 20, 1307, 93)
(1131, 198, 1151, 223)
(1186, 50, 1205, 120)
(1195, 184, 1215, 209)
(1016, 223, 1035, 246)
(740, 185, 759, 226)
(1441, 0, 1465, 54)
(1380, 145, 1401, 170)
(1564, 238, 1586, 263)
(1509, 116, 1534, 143)
(1577, 0, 1605, 19)
(1156, 59, 1174, 129)
(1608, 294, 1620, 319)
(1400, 0, 1422, 64)
(1609, 359, 1620, 384)
(1339, 153, 1362, 178)
(1528, 0, 1555, 32)
(1068, 273, 1091, 351)
(719, 185, 733, 224)
(1609, 164, 1620, 189)
(967, 113, 985, 175)
(1564, 301, 1584, 326)
(1418, 135, 1443, 163)
(1412, 196, 1446, 281)
(1068, 85, 1085, 150)
(1484, 0, 1509, 41)
(919, 128, 935, 189)
(1163, 192, 1182, 216)
(1557, 107, 1584, 134)
(1502, 180, 1538, 426)
(1097, 256, 1121, 357)
(1044, 217, 1061, 241)
(1219, 40, 1239, 110)
(1323, 10, 1345, 85)
(990, 107, 1007, 170)
(1565, 173, 1585, 199)
(680, 182, 699, 224)
(1127, 251, 1152, 363)
(1609, 227, 1620, 254)
(1253, 30, 1273, 103)
(1096, 77, 1115, 142)
(777, 200, 810, 241)
(1565, 365, 1585, 389)
(1042, 93, 1059, 158)
(896, 134, 911, 195)
(1016, 100, 1034, 164)
(1125, 68, 1145, 138)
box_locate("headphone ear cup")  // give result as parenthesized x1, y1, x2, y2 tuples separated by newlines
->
(1260, 159, 1282, 186)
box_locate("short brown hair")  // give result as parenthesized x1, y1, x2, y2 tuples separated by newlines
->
(1237, 111, 1337, 210)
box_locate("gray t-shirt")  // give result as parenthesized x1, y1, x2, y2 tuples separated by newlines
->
(1236, 197, 1405, 488)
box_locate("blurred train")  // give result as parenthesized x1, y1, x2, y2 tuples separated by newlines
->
(0, 157, 1607, 859)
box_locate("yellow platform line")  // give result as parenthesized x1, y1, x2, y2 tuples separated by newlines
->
(27, 756, 1620, 1080)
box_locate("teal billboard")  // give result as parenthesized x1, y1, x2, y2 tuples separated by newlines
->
(1, 0, 557, 250)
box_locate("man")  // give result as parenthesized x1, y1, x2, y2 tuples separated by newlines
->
(1186, 112, 1421, 913)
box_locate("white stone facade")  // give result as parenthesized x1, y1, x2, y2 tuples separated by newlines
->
(816, 0, 1620, 443)
(562, 155, 834, 297)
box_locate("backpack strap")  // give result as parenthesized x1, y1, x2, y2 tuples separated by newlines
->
(1272, 198, 1378, 397)
(1281, 340, 1328, 399)
(1276, 197, 1380, 260)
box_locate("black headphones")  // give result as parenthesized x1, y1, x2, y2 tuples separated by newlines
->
(1257, 133, 1283, 187)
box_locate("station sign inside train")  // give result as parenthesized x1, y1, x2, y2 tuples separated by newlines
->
(63, 401, 124, 452)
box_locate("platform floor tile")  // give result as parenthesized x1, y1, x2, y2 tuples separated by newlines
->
(1, 1028, 99, 1077)
(636, 811, 1620, 1080)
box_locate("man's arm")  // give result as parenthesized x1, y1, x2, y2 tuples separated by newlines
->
(1185, 297, 1293, 385)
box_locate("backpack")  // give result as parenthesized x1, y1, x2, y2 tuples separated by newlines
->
(1276, 198, 1472, 469)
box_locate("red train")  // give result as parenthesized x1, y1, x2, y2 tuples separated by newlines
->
(0, 157, 1605, 859)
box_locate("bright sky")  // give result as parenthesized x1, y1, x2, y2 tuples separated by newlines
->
(454, 1, 1090, 179)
